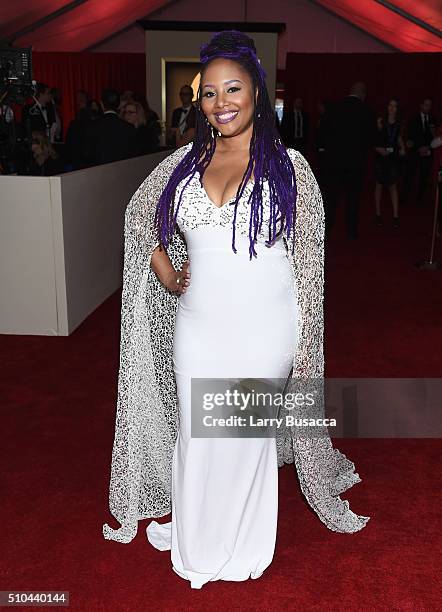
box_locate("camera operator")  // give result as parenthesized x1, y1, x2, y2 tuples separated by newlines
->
(0, 99, 16, 174)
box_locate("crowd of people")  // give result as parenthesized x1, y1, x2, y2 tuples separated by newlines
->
(0, 84, 163, 175)
(1, 79, 441, 240)
(65, 88, 162, 169)
(278, 83, 442, 239)
(0, 81, 207, 175)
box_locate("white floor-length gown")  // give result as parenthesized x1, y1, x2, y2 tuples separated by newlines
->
(146, 170, 299, 589)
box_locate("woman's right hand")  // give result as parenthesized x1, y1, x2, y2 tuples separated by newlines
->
(164, 260, 191, 294)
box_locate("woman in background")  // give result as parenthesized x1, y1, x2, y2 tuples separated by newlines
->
(88, 99, 103, 120)
(122, 100, 160, 154)
(118, 90, 135, 115)
(374, 98, 405, 228)
(27, 130, 63, 175)
(139, 95, 162, 151)
(430, 116, 442, 236)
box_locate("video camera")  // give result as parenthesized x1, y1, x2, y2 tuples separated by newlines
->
(0, 46, 33, 105)
(0, 45, 34, 173)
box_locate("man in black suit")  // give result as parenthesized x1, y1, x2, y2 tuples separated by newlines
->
(21, 82, 55, 139)
(84, 89, 137, 166)
(169, 85, 196, 147)
(322, 81, 376, 239)
(280, 97, 309, 155)
(402, 98, 435, 205)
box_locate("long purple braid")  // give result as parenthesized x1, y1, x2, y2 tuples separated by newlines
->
(154, 30, 298, 260)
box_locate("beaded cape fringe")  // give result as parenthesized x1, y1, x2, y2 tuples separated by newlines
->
(102, 143, 370, 544)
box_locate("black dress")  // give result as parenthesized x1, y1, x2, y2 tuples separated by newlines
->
(374, 119, 402, 186)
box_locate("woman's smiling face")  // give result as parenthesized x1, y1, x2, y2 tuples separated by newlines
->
(200, 58, 256, 138)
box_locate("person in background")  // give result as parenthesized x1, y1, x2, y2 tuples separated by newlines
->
(22, 83, 55, 140)
(121, 100, 160, 154)
(64, 99, 103, 169)
(83, 88, 137, 166)
(0, 101, 16, 174)
(89, 99, 103, 120)
(75, 90, 89, 119)
(64, 107, 91, 170)
(322, 81, 376, 240)
(314, 99, 331, 195)
(403, 98, 436, 206)
(49, 87, 63, 144)
(25, 130, 63, 175)
(138, 95, 161, 149)
(280, 96, 309, 155)
(274, 110, 281, 134)
(430, 116, 442, 236)
(373, 99, 406, 229)
(170, 85, 196, 147)
(119, 90, 135, 114)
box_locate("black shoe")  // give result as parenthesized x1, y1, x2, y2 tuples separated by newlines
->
(375, 214, 383, 227)
(393, 217, 400, 229)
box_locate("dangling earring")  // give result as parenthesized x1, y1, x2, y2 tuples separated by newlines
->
(205, 114, 221, 138)
(205, 115, 215, 138)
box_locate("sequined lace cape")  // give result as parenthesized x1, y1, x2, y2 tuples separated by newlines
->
(102, 143, 370, 543)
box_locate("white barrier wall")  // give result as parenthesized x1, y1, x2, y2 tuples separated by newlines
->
(0, 151, 169, 335)
(0, 177, 59, 335)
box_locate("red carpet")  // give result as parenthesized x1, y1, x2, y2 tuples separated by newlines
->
(1, 188, 441, 610)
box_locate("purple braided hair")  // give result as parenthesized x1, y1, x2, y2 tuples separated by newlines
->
(154, 30, 297, 260)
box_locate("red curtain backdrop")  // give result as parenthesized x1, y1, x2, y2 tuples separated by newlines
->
(284, 52, 442, 125)
(27, 52, 146, 137)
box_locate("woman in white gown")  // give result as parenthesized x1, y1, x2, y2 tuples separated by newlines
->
(146, 32, 301, 588)
(147, 169, 299, 588)
(102, 29, 369, 589)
